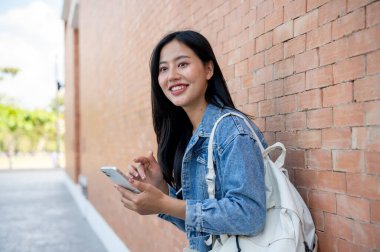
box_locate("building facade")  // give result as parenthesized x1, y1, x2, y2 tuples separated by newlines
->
(62, 0, 380, 251)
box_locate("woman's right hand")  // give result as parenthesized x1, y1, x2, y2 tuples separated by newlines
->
(128, 151, 168, 194)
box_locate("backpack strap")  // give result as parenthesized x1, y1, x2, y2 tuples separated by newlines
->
(206, 112, 264, 199)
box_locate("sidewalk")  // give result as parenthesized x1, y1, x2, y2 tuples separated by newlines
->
(0, 169, 108, 252)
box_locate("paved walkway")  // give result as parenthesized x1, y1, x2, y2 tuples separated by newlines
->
(0, 169, 108, 252)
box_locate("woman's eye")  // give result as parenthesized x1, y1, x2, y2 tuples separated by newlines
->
(178, 62, 188, 68)
(159, 67, 167, 73)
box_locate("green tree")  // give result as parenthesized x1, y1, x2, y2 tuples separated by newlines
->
(0, 67, 20, 81)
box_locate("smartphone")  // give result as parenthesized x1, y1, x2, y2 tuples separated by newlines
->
(100, 166, 140, 193)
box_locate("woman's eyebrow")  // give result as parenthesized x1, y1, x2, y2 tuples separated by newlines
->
(159, 55, 190, 65)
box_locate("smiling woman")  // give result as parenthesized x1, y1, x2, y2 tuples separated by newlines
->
(113, 30, 268, 252)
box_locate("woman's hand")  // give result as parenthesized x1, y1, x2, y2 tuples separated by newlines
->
(128, 151, 167, 193)
(115, 178, 186, 219)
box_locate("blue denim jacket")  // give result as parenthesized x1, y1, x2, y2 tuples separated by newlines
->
(159, 101, 267, 252)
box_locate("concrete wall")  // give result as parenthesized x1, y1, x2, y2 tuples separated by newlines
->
(63, 0, 380, 251)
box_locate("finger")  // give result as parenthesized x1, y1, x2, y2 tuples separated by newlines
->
(133, 156, 149, 165)
(115, 183, 137, 198)
(135, 163, 146, 180)
(127, 164, 140, 178)
(148, 150, 156, 162)
(129, 177, 148, 192)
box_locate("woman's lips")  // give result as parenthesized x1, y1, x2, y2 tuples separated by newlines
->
(169, 84, 188, 96)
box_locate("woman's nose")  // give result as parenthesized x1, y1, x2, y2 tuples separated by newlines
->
(168, 67, 180, 81)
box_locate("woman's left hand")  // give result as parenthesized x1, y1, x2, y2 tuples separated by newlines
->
(115, 177, 166, 215)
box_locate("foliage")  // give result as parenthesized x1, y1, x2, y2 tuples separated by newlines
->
(0, 67, 20, 81)
(0, 100, 63, 168)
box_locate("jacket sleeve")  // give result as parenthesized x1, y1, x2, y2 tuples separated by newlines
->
(157, 185, 186, 232)
(185, 121, 266, 237)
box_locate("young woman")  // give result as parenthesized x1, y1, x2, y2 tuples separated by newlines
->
(115, 30, 267, 252)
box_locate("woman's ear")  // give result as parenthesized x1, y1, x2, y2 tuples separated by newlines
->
(206, 61, 214, 80)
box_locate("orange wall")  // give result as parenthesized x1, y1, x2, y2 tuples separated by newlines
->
(63, 0, 380, 251)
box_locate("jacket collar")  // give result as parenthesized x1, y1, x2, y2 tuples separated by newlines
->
(193, 97, 226, 137)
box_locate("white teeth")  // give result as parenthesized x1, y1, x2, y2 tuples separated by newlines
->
(171, 85, 185, 91)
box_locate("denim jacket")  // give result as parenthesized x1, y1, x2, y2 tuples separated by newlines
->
(159, 101, 267, 252)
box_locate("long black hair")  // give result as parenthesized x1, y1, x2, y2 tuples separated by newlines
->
(150, 30, 235, 191)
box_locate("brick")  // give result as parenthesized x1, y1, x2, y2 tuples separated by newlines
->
(354, 75, 380, 102)
(242, 75, 253, 89)
(248, 84, 265, 103)
(367, 50, 380, 75)
(227, 48, 241, 65)
(285, 112, 306, 130)
(294, 9, 318, 36)
(284, 72, 305, 95)
(306, 65, 333, 90)
(276, 131, 298, 148)
(249, 19, 265, 39)
(284, 34, 306, 58)
(333, 103, 365, 127)
(310, 209, 324, 231)
(306, 22, 331, 49)
(259, 99, 276, 116)
(319, 37, 348, 66)
(242, 9, 257, 29)
(265, 44, 283, 65)
(273, 57, 294, 79)
(236, 27, 249, 48)
(316, 230, 338, 252)
(307, 0, 329, 11)
(332, 8, 365, 40)
(273, 20, 293, 44)
(234, 89, 248, 106)
(352, 127, 380, 151)
(285, 149, 305, 168)
(264, 7, 283, 32)
(316, 171, 346, 193)
(297, 130, 322, 148)
(255, 65, 273, 85)
(222, 36, 236, 54)
(294, 49, 319, 73)
(318, 0, 347, 25)
(257, 0, 274, 20)
(352, 220, 380, 249)
(370, 200, 380, 223)
(366, 151, 380, 176)
(248, 52, 265, 72)
(255, 32, 273, 52)
(275, 95, 296, 114)
(254, 117, 266, 132)
(333, 55, 366, 84)
(309, 190, 336, 213)
(307, 108, 332, 129)
(284, 0, 306, 21)
(222, 65, 235, 80)
(338, 239, 374, 252)
(348, 25, 380, 58)
(235, 59, 248, 77)
(242, 103, 258, 117)
(333, 150, 364, 173)
(265, 79, 283, 99)
(294, 169, 317, 188)
(322, 82, 353, 107)
(347, 173, 380, 200)
(322, 127, 351, 149)
(307, 149, 332, 170)
(324, 213, 354, 240)
(298, 89, 322, 111)
(266, 115, 285, 132)
(240, 41, 255, 61)
(348, 0, 377, 12)
(367, 1, 380, 27)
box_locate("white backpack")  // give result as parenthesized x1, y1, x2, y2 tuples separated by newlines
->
(206, 112, 318, 252)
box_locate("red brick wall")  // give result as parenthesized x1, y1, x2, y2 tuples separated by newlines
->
(63, 0, 380, 251)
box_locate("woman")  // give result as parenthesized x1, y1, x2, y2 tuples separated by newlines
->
(115, 30, 267, 252)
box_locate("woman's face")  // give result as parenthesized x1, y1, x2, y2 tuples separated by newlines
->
(158, 40, 213, 112)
